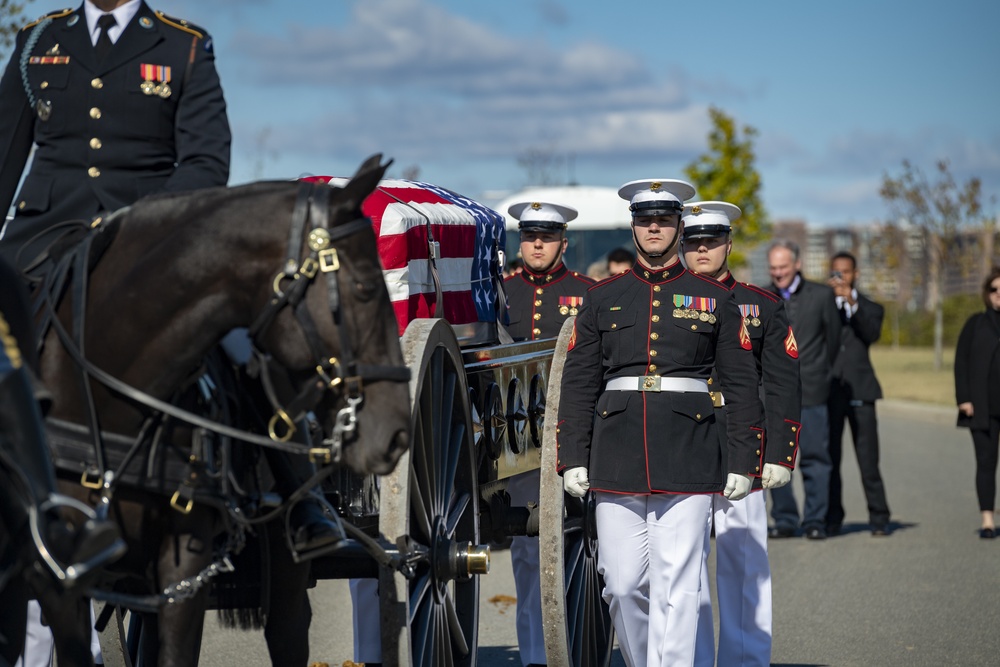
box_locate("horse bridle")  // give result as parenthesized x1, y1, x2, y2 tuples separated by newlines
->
(246, 181, 411, 464)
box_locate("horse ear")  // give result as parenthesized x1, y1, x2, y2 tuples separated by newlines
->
(341, 154, 393, 208)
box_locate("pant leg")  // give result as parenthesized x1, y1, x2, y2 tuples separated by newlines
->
(768, 482, 799, 531)
(826, 390, 849, 528)
(349, 578, 382, 664)
(15, 601, 53, 667)
(714, 491, 771, 667)
(595, 493, 651, 667)
(849, 402, 890, 527)
(694, 496, 717, 667)
(506, 470, 545, 666)
(798, 405, 832, 530)
(971, 419, 1000, 512)
(647, 494, 713, 667)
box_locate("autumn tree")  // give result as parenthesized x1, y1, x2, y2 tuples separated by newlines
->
(684, 107, 770, 266)
(880, 159, 984, 370)
(0, 1, 26, 60)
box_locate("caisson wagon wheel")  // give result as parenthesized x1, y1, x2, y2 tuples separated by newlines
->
(379, 319, 487, 667)
(539, 317, 615, 667)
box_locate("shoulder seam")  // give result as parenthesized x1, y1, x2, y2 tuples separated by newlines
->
(155, 10, 204, 39)
(21, 8, 73, 31)
(740, 282, 780, 302)
(689, 272, 729, 290)
(587, 271, 628, 291)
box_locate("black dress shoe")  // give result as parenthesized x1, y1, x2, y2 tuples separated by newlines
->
(871, 525, 891, 536)
(289, 498, 346, 553)
(980, 527, 996, 539)
(768, 526, 796, 538)
(826, 523, 842, 536)
(804, 526, 827, 540)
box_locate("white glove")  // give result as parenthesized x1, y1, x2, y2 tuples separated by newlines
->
(761, 463, 792, 489)
(563, 467, 590, 498)
(723, 473, 752, 501)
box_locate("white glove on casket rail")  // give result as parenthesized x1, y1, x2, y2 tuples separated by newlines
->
(761, 463, 792, 489)
(723, 472, 752, 501)
(563, 467, 590, 498)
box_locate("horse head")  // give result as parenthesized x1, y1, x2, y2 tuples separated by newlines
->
(40, 153, 410, 478)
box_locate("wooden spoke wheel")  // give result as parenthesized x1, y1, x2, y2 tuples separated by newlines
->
(380, 319, 485, 667)
(539, 317, 615, 667)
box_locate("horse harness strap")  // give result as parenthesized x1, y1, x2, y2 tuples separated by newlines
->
(247, 181, 410, 459)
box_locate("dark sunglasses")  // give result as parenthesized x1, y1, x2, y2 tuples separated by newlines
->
(990, 287, 1000, 294)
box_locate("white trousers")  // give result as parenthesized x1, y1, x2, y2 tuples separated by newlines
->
(349, 578, 382, 663)
(694, 490, 772, 667)
(595, 492, 713, 667)
(506, 470, 545, 666)
(16, 600, 102, 667)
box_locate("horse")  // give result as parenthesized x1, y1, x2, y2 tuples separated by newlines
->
(31, 153, 412, 666)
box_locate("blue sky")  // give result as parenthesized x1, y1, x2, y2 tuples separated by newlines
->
(17, 0, 1000, 225)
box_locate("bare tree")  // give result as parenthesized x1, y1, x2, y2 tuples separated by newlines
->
(516, 146, 565, 186)
(880, 159, 984, 370)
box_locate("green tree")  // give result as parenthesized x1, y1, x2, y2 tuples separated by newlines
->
(0, 1, 26, 60)
(880, 159, 984, 370)
(684, 106, 770, 266)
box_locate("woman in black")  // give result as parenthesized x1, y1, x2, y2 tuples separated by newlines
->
(955, 266, 1000, 538)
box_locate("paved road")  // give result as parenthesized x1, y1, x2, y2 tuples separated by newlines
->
(198, 400, 1000, 666)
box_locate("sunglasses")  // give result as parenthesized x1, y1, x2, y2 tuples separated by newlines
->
(990, 287, 1000, 294)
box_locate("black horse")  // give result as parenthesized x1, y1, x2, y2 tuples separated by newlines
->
(31, 154, 411, 666)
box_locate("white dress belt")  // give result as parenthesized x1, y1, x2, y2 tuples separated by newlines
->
(605, 376, 710, 393)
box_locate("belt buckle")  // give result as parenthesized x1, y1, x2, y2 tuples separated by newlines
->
(641, 375, 661, 392)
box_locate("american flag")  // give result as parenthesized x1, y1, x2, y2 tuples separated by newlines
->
(301, 177, 506, 336)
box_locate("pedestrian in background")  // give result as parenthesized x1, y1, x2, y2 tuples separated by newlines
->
(955, 265, 1000, 539)
(826, 251, 891, 536)
(606, 246, 635, 275)
(766, 239, 841, 540)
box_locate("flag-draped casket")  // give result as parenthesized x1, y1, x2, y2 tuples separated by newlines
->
(302, 176, 507, 336)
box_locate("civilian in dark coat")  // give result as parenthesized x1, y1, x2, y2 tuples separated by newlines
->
(955, 266, 1000, 538)
(0, 1, 231, 275)
(766, 239, 841, 539)
(826, 251, 891, 535)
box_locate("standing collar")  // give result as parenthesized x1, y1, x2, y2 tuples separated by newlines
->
(520, 262, 568, 286)
(633, 259, 685, 283)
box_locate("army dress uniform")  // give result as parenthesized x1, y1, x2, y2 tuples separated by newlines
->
(557, 260, 763, 666)
(505, 262, 594, 340)
(0, 2, 231, 274)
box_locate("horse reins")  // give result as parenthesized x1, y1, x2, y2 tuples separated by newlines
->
(246, 181, 411, 463)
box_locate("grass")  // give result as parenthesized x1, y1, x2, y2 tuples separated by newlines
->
(870, 345, 955, 406)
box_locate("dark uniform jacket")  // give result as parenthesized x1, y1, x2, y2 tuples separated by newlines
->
(830, 292, 884, 403)
(718, 274, 802, 479)
(504, 263, 594, 340)
(955, 309, 1000, 431)
(556, 262, 763, 494)
(0, 3, 231, 271)
(768, 275, 840, 407)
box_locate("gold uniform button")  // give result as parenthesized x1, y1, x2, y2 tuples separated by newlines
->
(536, 288, 544, 295)
(90, 107, 102, 119)
(707, 377, 713, 385)
(611, 323, 617, 329)
(40, 81, 49, 89)
(789, 441, 795, 446)
(652, 300, 661, 307)
(653, 285, 661, 292)
(649, 349, 657, 357)
(533, 313, 541, 320)
(91, 77, 103, 89)
(755, 466, 760, 472)
(691, 325, 697, 330)
(650, 332, 659, 340)
(87, 166, 101, 178)
(756, 449, 761, 455)
(652, 315, 660, 322)
(787, 456, 793, 462)
(696, 413, 702, 419)
(532, 328, 541, 336)
(89, 138, 102, 150)
(648, 364, 657, 372)
(791, 426, 797, 432)
(556, 427, 560, 433)
(602, 410, 608, 416)
(534, 300, 542, 306)
(757, 433, 762, 440)
(18, 201, 26, 210)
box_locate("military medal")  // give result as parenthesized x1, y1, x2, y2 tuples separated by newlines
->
(699, 311, 710, 322)
(570, 308, 578, 316)
(751, 317, 761, 327)
(559, 306, 569, 315)
(558, 296, 582, 318)
(739, 304, 761, 328)
(140, 63, 172, 98)
(708, 314, 717, 324)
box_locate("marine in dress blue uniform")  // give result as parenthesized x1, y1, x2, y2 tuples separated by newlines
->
(557, 181, 763, 667)
(0, 1, 231, 275)
(680, 202, 802, 667)
(504, 200, 593, 667)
